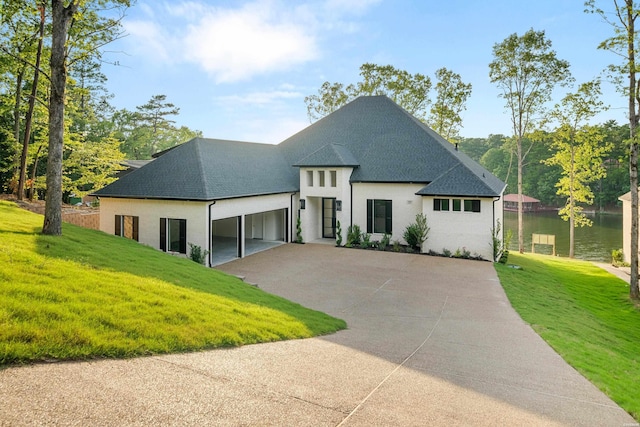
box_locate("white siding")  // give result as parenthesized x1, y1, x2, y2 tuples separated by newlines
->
(99, 198, 209, 257)
(351, 183, 424, 244)
(422, 196, 502, 260)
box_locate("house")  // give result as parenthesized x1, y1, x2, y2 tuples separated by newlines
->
(503, 194, 541, 212)
(94, 96, 506, 266)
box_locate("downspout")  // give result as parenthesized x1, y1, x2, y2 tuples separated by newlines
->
(493, 195, 501, 261)
(350, 181, 353, 227)
(207, 200, 216, 267)
(290, 192, 296, 243)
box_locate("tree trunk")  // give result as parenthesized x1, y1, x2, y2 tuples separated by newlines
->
(517, 136, 524, 253)
(43, 0, 76, 236)
(18, 4, 45, 201)
(627, 1, 640, 300)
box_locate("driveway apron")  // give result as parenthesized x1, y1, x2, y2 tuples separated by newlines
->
(0, 244, 635, 426)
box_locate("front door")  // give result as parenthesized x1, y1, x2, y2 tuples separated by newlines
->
(322, 198, 336, 238)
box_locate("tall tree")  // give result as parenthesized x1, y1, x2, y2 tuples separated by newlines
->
(427, 67, 472, 142)
(136, 94, 180, 155)
(43, 0, 129, 235)
(305, 63, 433, 122)
(489, 29, 572, 253)
(586, 0, 640, 300)
(544, 81, 611, 258)
(43, 0, 78, 235)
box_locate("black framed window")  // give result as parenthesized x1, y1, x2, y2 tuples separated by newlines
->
(160, 218, 187, 253)
(464, 200, 481, 213)
(433, 198, 449, 211)
(367, 199, 392, 234)
(452, 199, 461, 211)
(115, 215, 139, 241)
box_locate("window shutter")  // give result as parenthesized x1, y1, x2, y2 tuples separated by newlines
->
(385, 200, 392, 233)
(115, 215, 122, 236)
(160, 218, 167, 251)
(179, 219, 187, 254)
(133, 216, 139, 242)
(366, 199, 373, 233)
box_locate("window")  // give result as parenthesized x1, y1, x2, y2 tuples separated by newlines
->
(319, 170, 325, 187)
(367, 199, 392, 234)
(330, 170, 337, 187)
(115, 215, 139, 241)
(464, 200, 481, 213)
(452, 199, 461, 211)
(160, 218, 187, 254)
(433, 198, 449, 211)
(307, 170, 313, 186)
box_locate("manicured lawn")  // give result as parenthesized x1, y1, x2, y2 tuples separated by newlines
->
(495, 253, 640, 421)
(0, 201, 346, 365)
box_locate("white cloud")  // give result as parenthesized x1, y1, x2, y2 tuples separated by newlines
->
(182, 1, 318, 82)
(122, 0, 381, 82)
(216, 90, 304, 106)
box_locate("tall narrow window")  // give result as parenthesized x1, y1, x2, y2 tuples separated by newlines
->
(452, 199, 461, 211)
(160, 218, 187, 253)
(367, 199, 392, 234)
(319, 171, 325, 187)
(307, 170, 313, 186)
(330, 170, 337, 187)
(115, 215, 139, 241)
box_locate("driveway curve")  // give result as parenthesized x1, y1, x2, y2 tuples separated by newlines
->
(0, 244, 635, 426)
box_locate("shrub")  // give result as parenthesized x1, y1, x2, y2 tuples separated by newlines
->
(378, 233, 391, 251)
(442, 248, 452, 257)
(188, 243, 209, 265)
(612, 249, 629, 267)
(491, 219, 511, 264)
(336, 220, 343, 246)
(296, 216, 303, 243)
(403, 213, 430, 251)
(392, 240, 401, 252)
(346, 224, 362, 247)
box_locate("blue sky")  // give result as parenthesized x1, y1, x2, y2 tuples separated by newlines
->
(103, 0, 625, 144)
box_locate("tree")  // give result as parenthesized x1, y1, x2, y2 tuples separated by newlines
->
(43, 0, 130, 235)
(586, 0, 640, 300)
(489, 29, 572, 253)
(43, 0, 79, 235)
(305, 63, 433, 122)
(135, 94, 180, 155)
(427, 67, 472, 141)
(544, 81, 612, 258)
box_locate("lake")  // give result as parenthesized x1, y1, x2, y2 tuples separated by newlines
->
(503, 210, 623, 263)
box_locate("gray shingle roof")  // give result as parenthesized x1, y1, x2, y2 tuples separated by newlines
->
(280, 95, 505, 196)
(95, 96, 505, 200)
(293, 143, 360, 167)
(94, 138, 298, 200)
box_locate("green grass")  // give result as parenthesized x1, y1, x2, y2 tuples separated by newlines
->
(495, 253, 640, 421)
(0, 201, 346, 365)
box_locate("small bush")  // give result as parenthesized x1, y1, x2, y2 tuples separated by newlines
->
(612, 249, 629, 267)
(380, 233, 391, 250)
(442, 248, 452, 257)
(336, 220, 343, 246)
(296, 217, 303, 243)
(347, 224, 362, 246)
(188, 243, 209, 265)
(392, 240, 401, 252)
(403, 213, 430, 251)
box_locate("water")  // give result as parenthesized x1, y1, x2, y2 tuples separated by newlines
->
(503, 210, 623, 262)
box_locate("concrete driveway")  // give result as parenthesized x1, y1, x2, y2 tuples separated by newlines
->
(0, 244, 635, 426)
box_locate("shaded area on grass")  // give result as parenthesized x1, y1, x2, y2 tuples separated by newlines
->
(495, 253, 640, 421)
(0, 201, 345, 365)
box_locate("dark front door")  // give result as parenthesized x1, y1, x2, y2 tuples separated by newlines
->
(322, 198, 336, 238)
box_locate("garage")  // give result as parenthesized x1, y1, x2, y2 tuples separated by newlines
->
(211, 208, 288, 265)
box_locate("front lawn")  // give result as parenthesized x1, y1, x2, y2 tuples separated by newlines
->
(495, 253, 640, 421)
(0, 201, 346, 365)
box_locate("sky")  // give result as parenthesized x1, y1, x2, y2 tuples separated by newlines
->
(102, 0, 626, 145)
